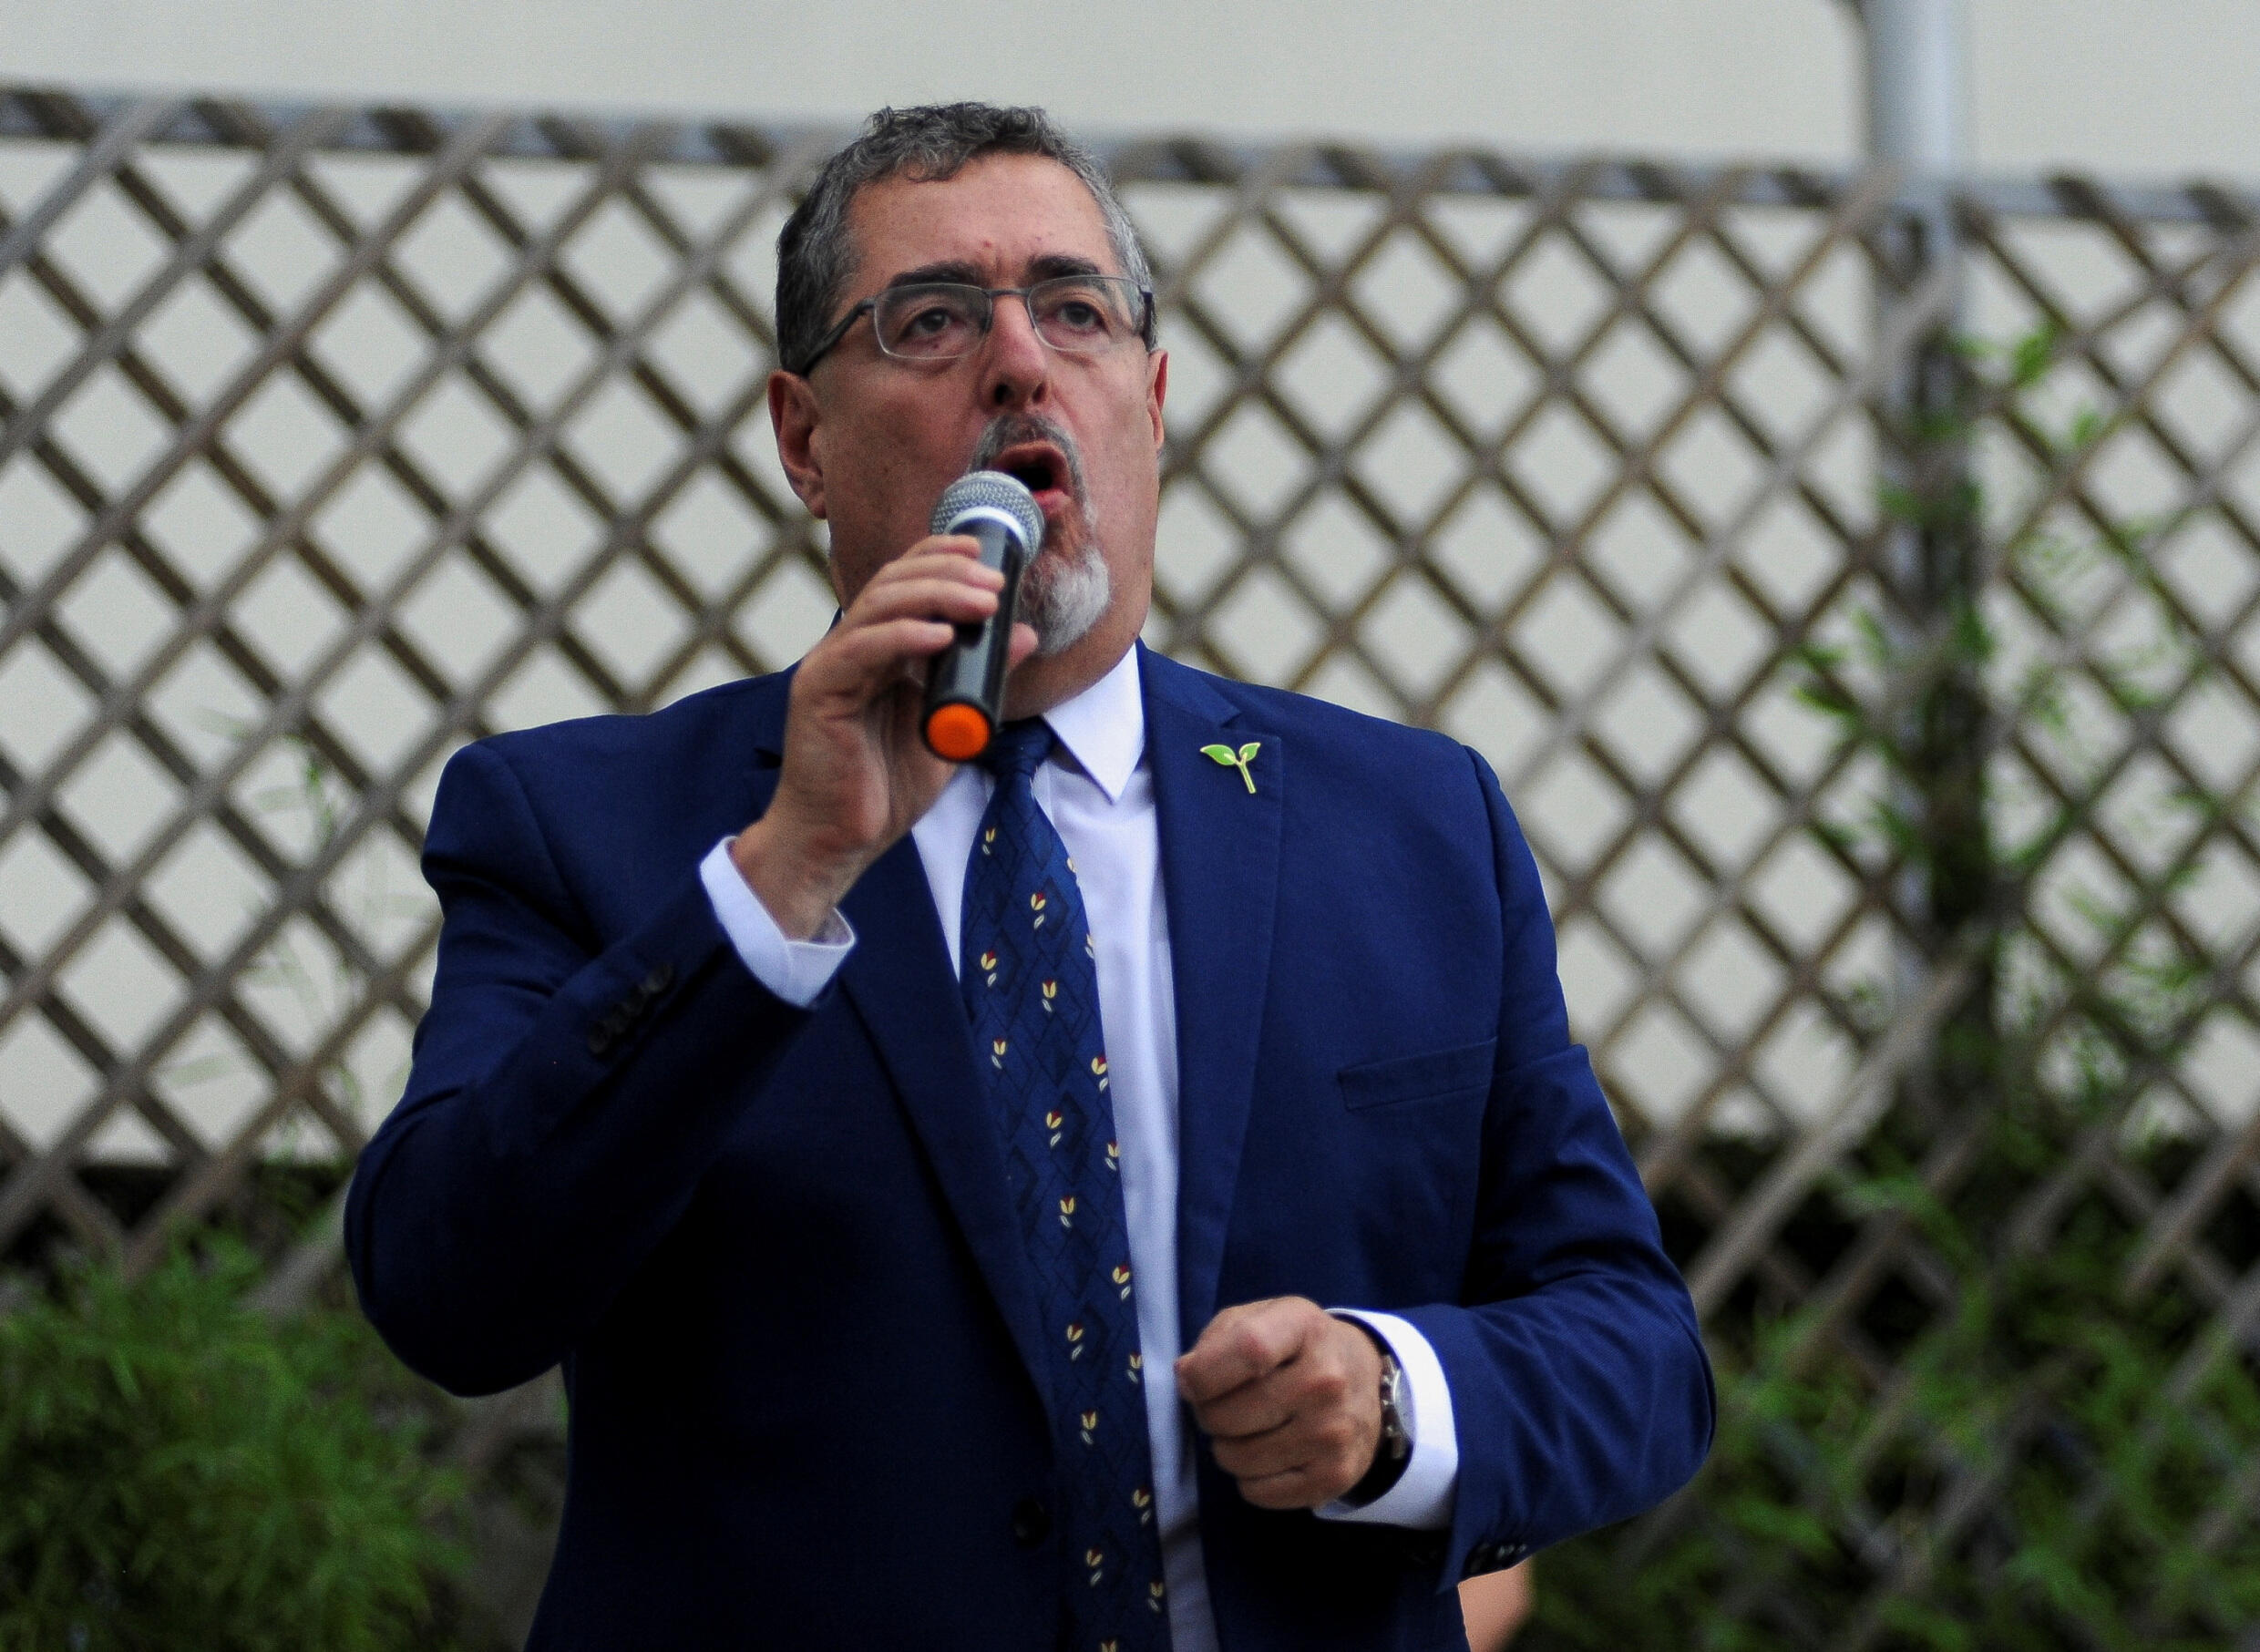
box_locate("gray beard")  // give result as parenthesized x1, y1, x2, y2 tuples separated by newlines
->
(967, 412, 1110, 656)
(1019, 539, 1111, 657)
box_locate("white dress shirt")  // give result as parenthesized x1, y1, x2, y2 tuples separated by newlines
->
(697, 647, 1458, 1651)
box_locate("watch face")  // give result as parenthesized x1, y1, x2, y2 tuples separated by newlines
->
(1380, 1355, 1410, 1457)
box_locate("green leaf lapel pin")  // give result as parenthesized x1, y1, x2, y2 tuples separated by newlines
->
(1200, 741, 1261, 793)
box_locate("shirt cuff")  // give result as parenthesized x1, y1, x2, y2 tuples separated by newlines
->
(698, 836, 856, 1008)
(1314, 1308, 1458, 1530)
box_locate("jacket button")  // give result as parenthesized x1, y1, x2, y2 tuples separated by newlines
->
(1011, 1497, 1051, 1547)
(640, 963, 675, 997)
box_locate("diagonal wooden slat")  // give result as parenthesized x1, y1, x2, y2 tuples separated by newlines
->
(0, 97, 181, 281)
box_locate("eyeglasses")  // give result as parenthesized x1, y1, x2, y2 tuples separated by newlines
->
(791, 274, 1156, 375)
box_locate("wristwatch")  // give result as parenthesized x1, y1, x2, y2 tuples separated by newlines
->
(1345, 1345, 1412, 1506)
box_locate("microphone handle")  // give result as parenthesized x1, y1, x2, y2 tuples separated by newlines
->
(921, 518, 1026, 760)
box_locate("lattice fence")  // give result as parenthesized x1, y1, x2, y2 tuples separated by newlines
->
(3, 87, 2260, 1642)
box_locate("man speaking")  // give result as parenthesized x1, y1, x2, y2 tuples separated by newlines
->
(345, 104, 1712, 1650)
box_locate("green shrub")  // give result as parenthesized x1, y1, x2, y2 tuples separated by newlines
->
(1528, 1112, 2260, 1650)
(0, 1241, 466, 1652)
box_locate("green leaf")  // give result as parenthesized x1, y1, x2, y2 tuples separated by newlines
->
(2010, 321, 2060, 389)
(1198, 744, 1236, 764)
(1237, 743, 1260, 764)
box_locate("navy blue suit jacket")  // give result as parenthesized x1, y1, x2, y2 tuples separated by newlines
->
(345, 645, 1712, 1650)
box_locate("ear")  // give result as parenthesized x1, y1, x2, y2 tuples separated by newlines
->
(1146, 348, 1168, 452)
(767, 369, 828, 520)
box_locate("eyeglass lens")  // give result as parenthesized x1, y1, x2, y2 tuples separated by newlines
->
(873, 276, 1145, 361)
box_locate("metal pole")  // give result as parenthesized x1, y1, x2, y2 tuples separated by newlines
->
(1859, 0, 1967, 176)
(1856, 0, 1991, 1121)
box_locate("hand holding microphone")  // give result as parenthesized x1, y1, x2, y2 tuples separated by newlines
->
(919, 470, 1044, 761)
(730, 469, 1042, 939)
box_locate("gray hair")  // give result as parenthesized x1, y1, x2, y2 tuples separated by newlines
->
(775, 103, 1155, 375)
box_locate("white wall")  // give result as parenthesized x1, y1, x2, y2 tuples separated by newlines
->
(0, 0, 2252, 180)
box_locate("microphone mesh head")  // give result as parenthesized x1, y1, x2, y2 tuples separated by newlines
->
(931, 469, 1045, 555)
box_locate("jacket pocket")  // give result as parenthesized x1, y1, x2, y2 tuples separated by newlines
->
(1337, 1038, 1497, 1112)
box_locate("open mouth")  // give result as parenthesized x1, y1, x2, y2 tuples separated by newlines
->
(992, 442, 1070, 503)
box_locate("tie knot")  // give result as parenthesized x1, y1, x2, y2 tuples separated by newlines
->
(979, 718, 1055, 783)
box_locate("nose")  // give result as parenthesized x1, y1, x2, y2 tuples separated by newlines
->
(980, 291, 1051, 410)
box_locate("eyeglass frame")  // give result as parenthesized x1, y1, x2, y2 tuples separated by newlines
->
(786, 274, 1159, 377)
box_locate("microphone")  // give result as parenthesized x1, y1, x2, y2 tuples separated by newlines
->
(921, 470, 1045, 761)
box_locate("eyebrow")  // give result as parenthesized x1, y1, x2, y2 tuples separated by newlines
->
(885, 260, 984, 290)
(881, 251, 1112, 291)
(1030, 252, 1107, 281)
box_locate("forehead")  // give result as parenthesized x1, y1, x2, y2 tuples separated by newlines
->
(840, 153, 1119, 295)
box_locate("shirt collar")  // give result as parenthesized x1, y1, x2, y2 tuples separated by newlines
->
(1040, 644, 1145, 805)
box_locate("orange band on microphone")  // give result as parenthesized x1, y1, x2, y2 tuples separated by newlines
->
(925, 703, 992, 762)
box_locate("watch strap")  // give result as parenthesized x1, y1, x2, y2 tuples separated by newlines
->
(1343, 1345, 1412, 1507)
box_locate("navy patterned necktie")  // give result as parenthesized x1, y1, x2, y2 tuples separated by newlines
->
(960, 719, 1171, 1652)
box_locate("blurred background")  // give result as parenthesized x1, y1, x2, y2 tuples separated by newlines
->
(3, 2, 2260, 1647)
(8, 0, 2260, 173)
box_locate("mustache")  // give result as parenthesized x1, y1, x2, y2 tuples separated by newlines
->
(969, 413, 1090, 508)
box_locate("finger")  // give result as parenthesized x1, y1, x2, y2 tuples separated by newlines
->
(1202, 1324, 1362, 1431)
(845, 568, 1006, 625)
(1175, 1299, 1310, 1406)
(1179, 1300, 1312, 1401)
(1190, 1375, 1297, 1442)
(901, 531, 990, 563)
(1209, 1363, 1364, 1455)
(1217, 1404, 1371, 1503)
(797, 618, 961, 701)
(857, 538, 1002, 590)
(1232, 1464, 1336, 1512)
(862, 557, 1003, 600)
(1210, 1420, 1315, 1483)
(833, 562, 999, 634)
(1004, 621, 1040, 671)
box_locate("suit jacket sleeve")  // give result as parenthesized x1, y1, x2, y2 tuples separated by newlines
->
(344, 736, 815, 1396)
(1400, 747, 1715, 1579)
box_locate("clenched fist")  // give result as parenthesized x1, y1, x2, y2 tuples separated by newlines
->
(1174, 1296, 1385, 1510)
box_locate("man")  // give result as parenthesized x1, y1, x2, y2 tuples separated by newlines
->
(346, 104, 1711, 1651)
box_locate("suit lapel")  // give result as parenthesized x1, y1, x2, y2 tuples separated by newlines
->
(837, 836, 1057, 1421)
(1141, 649, 1285, 1346)
(734, 672, 1053, 1418)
